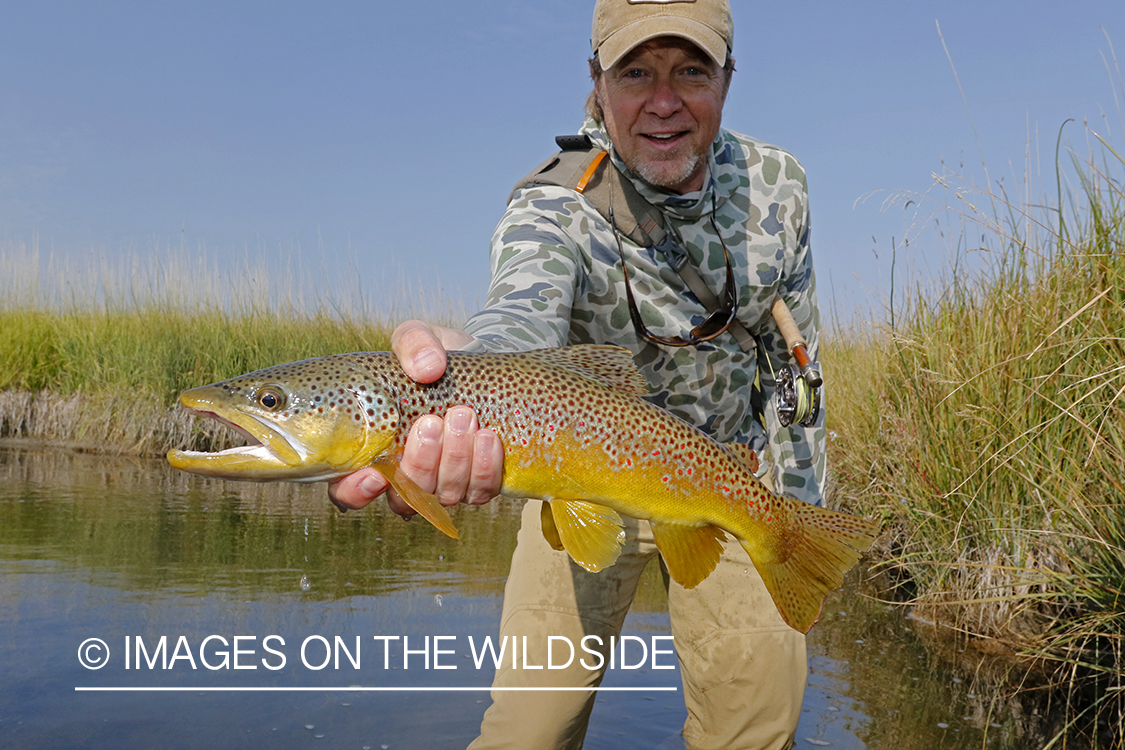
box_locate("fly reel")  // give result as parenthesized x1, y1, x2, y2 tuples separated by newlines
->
(775, 362, 820, 427)
(771, 297, 822, 428)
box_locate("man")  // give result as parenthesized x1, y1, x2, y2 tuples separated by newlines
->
(331, 1, 824, 747)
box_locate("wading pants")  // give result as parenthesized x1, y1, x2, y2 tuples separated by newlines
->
(467, 499, 806, 750)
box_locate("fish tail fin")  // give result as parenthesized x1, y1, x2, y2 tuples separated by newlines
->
(742, 502, 877, 634)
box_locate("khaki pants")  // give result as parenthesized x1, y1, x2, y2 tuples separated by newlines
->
(468, 500, 806, 750)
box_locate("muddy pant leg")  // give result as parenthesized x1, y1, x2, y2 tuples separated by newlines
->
(668, 541, 807, 750)
(468, 500, 655, 750)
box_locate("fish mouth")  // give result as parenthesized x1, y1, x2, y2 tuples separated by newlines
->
(174, 407, 282, 459)
(166, 390, 304, 477)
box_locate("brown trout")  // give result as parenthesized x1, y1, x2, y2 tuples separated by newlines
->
(167, 345, 877, 632)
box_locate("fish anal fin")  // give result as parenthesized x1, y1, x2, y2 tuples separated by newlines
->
(540, 501, 564, 551)
(743, 502, 878, 633)
(650, 522, 727, 589)
(549, 499, 624, 572)
(371, 458, 460, 540)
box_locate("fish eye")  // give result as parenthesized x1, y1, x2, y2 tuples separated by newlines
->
(257, 387, 286, 411)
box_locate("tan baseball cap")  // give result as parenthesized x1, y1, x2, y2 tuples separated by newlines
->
(592, 0, 733, 70)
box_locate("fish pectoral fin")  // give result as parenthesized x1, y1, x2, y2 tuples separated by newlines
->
(540, 501, 565, 551)
(370, 458, 460, 540)
(549, 499, 625, 573)
(650, 522, 727, 589)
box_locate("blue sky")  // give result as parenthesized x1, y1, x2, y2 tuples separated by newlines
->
(1, 1, 1121, 323)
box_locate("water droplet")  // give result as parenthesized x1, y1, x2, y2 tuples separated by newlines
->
(305, 724, 315, 730)
(300, 575, 311, 591)
(434, 594, 443, 607)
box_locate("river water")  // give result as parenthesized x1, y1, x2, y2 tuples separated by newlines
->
(0, 446, 1059, 749)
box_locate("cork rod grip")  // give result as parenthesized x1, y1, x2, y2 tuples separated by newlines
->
(771, 296, 806, 350)
(771, 296, 823, 389)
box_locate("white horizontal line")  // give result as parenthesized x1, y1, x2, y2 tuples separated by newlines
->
(75, 686, 677, 693)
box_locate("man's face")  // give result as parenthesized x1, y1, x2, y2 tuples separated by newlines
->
(595, 38, 728, 195)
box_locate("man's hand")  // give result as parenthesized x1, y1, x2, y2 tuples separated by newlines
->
(327, 320, 504, 516)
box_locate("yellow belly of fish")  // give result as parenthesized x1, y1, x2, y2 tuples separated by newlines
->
(504, 429, 714, 517)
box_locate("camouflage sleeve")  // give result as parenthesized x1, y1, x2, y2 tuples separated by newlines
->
(462, 187, 585, 352)
(756, 165, 827, 507)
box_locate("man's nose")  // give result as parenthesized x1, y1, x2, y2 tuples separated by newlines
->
(645, 77, 684, 118)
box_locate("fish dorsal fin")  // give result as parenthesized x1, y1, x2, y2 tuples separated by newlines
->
(524, 346, 649, 396)
(370, 457, 460, 540)
(548, 499, 625, 572)
(650, 522, 728, 589)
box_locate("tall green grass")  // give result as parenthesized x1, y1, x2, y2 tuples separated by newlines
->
(0, 241, 466, 454)
(827, 128, 1125, 743)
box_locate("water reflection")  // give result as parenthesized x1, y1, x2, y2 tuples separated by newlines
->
(0, 446, 1061, 749)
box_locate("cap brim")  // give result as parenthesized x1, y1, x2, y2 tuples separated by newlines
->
(597, 17, 727, 70)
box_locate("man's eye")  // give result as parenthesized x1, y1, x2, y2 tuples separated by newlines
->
(625, 68, 646, 79)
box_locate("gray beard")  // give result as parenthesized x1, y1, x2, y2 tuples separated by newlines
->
(631, 151, 703, 192)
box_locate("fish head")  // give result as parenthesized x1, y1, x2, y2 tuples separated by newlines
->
(167, 355, 400, 482)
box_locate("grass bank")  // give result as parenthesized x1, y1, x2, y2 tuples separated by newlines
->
(827, 129, 1125, 744)
(0, 242, 439, 454)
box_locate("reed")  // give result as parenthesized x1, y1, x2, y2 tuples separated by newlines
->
(826, 126, 1125, 743)
(0, 240, 471, 455)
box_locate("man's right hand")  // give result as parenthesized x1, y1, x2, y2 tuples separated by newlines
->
(327, 320, 504, 516)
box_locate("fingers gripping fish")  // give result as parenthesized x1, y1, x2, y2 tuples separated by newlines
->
(168, 345, 878, 633)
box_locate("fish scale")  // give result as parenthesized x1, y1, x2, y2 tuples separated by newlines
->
(168, 344, 878, 633)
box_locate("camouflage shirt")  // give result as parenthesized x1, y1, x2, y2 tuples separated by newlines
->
(463, 118, 825, 506)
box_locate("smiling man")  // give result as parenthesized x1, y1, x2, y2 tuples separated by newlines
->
(330, 1, 823, 748)
(594, 41, 729, 194)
